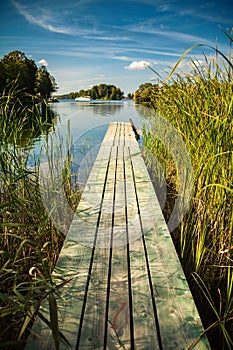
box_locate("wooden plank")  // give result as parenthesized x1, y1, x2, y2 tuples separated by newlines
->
(124, 145, 161, 349)
(74, 153, 115, 349)
(106, 144, 131, 349)
(26, 127, 115, 349)
(26, 122, 210, 350)
(128, 145, 210, 349)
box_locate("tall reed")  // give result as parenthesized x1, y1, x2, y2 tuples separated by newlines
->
(142, 34, 233, 349)
(0, 91, 79, 348)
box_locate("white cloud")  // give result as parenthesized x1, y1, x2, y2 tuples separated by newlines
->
(124, 60, 151, 70)
(38, 59, 48, 66)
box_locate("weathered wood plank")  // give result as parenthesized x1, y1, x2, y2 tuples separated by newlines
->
(128, 145, 210, 349)
(26, 122, 210, 350)
(124, 145, 161, 349)
(25, 130, 115, 349)
(106, 138, 131, 349)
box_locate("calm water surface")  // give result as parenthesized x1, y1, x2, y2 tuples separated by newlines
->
(29, 100, 147, 186)
(51, 99, 143, 141)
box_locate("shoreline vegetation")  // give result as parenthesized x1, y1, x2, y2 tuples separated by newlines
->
(0, 95, 80, 349)
(0, 30, 232, 349)
(136, 31, 233, 349)
(55, 83, 133, 101)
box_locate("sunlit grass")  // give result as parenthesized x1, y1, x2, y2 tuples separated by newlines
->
(142, 32, 233, 349)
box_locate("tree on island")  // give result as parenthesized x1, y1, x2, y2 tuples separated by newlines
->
(69, 83, 124, 100)
(0, 50, 57, 100)
(127, 92, 134, 100)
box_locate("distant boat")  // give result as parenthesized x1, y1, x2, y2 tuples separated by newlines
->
(75, 96, 92, 102)
(48, 97, 59, 103)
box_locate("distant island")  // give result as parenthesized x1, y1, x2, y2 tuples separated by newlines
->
(56, 83, 134, 100)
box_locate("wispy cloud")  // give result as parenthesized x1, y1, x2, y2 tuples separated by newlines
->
(125, 23, 210, 44)
(130, 0, 232, 25)
(127, 0, 173, 12)
(11, 0, 74, 34)
(32, 40, 181, 65)
(83, 35, 130, 41)
(126, 47, 181, 57)
(110, 55, 132, 61)
(176, 5, 233, 25)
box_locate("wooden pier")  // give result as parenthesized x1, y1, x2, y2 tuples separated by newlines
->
(26, 122, 210, 349)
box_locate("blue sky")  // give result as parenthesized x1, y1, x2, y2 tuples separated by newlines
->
(0, 0, 232, 95)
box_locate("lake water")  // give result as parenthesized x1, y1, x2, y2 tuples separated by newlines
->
(50, 99, 143, 140)
(30, 100, 148, 194)
(30, 99, 149, 234)
(30, 99, 144, 157)
(34, 100, 192, 234)
(53, 99, 144, 181)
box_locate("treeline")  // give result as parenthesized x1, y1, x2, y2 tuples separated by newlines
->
(68, 83, 124, 100)
(134, 82, 159, 104)
(0, 50, 57, 100)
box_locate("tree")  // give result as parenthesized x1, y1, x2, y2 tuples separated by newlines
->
(0, 50, 57, 100)
(134, 83, 159, 103)
(71, 84, 124, 100)
(115, 87, 124, 100)
(91, 85, 98, 100)
(0, 50, 37, 95)
(35, 66, 57, 99)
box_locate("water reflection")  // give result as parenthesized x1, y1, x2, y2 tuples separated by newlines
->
(70, 100, 124, 116)
(2, 104, 55, 147)
(23, 107, 55, 145)
(71, 124, 109, 189)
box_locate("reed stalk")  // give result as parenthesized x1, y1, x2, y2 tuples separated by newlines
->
(142, 32, 233, 349)
(0, 90, 80, 348)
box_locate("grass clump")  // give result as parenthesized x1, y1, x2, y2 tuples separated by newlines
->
(141, 32, 233, 349)
(0, 90, 80, 349)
